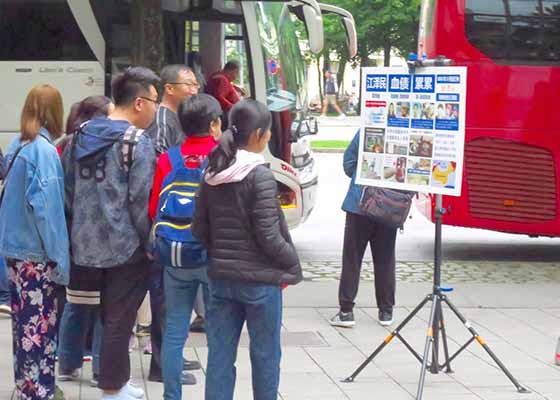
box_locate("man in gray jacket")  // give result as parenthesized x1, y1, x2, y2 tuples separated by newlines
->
(62, 66, 159, 400)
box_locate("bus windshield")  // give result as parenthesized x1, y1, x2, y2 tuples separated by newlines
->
(254, 2, 307, 114)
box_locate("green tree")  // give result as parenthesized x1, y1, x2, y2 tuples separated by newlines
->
(322, 0, 421, 67)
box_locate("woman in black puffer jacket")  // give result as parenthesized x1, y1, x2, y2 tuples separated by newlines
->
(192, 99, 301, 400)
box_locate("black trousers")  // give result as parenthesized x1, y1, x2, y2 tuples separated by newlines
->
(339, 212, 398, 313)
(98, 255, 150, 391)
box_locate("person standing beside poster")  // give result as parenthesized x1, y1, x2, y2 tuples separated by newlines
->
(329, 130, 398, 328)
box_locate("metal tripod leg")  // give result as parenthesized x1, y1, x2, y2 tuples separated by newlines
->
(343, 295, 432, 383)
(438, 298, 453, 373)
(442, 297, 529, 393)
(430, 295, 441, 374)
(416, 293, 440, 400)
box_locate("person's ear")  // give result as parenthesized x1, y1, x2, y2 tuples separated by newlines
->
(134, 98, 143, 112)
(164, 83, 173, 96)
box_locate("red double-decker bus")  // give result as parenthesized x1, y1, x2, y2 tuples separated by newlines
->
(416, 0, 560, 236)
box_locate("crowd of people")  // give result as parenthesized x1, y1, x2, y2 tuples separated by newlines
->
(0, 61, 400, 400)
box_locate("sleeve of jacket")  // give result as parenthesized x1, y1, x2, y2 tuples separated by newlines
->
(250, 166, 300, 269)
(128, 136, 157, 250)
(25, 155, 70, 281)
(192, 181, 210, 248)
(60, 142, 75, 222)
(343, 130, 360, 178)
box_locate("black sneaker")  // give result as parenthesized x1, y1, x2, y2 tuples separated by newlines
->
(148, 370, 197, 385)
(329, 311, 355, 328)
(378, 309, 393, 326)
(189, 316, 205, 333)
(136, 324, 151, 337)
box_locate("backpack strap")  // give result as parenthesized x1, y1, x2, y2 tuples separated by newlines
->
(167, 146, 184, 170)
(122, 126, 144, 172)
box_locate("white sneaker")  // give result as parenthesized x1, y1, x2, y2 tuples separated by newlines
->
(101, 389, 137, 400)
(123, 382, 144, 399)
(337, 113, 346, 119)
(101, 383, 144, 400)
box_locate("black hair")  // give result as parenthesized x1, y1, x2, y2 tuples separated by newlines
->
(66, 96, 112, 135)
(223, 60, 240, 71)
(111, 66, 160, 107)
(160, 64, 193, 86)
(177, 94, 222, 137)
(206, 99, 271, 176)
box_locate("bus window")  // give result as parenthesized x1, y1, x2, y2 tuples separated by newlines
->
(184, 19, 253, 97)
(0, 0, 96, 61)
(254, 2, 308, 162)
(465, 0, 560, 64)
(224, 23, 251, 98)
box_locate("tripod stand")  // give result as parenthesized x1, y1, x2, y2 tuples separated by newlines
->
(342, 194, 529, 400)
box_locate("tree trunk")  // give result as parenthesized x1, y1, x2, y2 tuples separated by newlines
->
(383, 40, 392, 67)
(131, 0, 164, 72)
(337, 57, 347, 96)
(316, 54, 323, 106)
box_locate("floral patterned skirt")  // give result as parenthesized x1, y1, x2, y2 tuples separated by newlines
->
(7, 259, 58, 400)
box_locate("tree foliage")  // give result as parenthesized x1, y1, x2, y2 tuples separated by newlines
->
(321, 0, 421, 67)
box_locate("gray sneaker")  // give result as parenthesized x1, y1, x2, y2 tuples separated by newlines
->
(57, 368, 79, 382)
(329, 311, 355, 328)
(378, 309, 394, 326)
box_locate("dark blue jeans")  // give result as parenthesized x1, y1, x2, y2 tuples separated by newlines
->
(57, 302, 102, 376)
(162, 267, 208, 400)
(205, 280, 282, 400)
(0, 257, 9, 305)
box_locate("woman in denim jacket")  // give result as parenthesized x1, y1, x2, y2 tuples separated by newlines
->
(0, 84, 70, 400)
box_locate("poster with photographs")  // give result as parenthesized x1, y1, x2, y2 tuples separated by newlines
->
(357, 66, 466, 196)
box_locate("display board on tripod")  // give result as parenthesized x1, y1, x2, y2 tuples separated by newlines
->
(357, 66, 467, 196)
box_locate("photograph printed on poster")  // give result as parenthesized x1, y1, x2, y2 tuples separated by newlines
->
(435, 103, 460, 131)
(406, 157, 431, 186)
(385, 142, 408, 155)
(360, 153, 383, 180)
(409, 134, 434, 158)
(431, 160, 457, 189)
(383, 155, 407, 183)
(363, 127, 385, 153)
(387, 102, 410, 128)
(411, 102, 435, 129)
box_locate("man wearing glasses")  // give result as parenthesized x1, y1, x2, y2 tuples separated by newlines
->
(144, 64, 203, 387)
(61, 66, 160, 400)
(146, 65, 200, 155)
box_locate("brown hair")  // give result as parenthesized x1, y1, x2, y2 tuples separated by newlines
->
(66, 96, 112, 135)
(20, 84, 64, 141)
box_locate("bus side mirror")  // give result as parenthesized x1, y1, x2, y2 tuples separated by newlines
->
(318, 3, 358, 58)
(289, 1, 325, 54)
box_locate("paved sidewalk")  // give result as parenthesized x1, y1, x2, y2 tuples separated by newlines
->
(1, 264, 560, 400)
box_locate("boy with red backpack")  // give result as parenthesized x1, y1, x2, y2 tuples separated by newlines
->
(148, 94, 222, 400)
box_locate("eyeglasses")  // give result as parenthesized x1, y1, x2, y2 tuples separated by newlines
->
(168, 81, 200, 88)
(139, 96, 159, 104)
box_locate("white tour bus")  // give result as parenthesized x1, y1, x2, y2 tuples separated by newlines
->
(0, 0, 356, 228)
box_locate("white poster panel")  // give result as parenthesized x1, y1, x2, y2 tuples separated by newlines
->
(357, 66, 467, 196)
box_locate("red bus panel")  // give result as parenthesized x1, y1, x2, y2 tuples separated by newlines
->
(418, 0, 560, 236)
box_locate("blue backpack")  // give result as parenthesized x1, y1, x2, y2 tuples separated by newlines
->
(150, 146, 207, 268)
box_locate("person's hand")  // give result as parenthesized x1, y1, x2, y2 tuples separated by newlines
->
(234, 85, 246, 97)
(146, 252, 154, 261)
